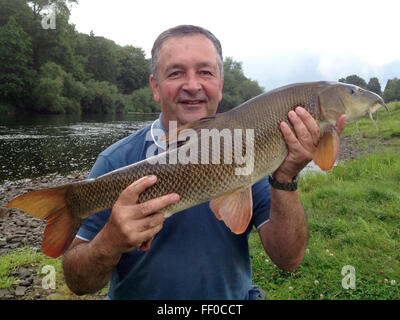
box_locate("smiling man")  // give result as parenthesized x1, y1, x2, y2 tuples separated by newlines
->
(62, 25, 345, 300)
(150, 30, 224, 128)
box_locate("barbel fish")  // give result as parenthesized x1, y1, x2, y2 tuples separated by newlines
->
(7, 81, 388, 258)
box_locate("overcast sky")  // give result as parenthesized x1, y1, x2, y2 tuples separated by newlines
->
(69, 0, 400, 91)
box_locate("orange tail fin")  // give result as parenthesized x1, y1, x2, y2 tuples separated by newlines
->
(7, 186, 80, 258)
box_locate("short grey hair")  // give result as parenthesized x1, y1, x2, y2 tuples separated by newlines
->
(151, 25, 224, 82)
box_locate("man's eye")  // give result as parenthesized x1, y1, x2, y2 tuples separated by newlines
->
(200, 70, 212, 76)
(169, 71, 182, 78)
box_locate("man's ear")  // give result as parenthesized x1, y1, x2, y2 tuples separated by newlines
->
(218, 78, 224, 102)
(150, 74, 160, 103)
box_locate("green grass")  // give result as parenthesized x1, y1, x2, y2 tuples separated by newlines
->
(343, 101, 400, 141)
(0, 246, 107, 299)
(250, 148, 400, 299)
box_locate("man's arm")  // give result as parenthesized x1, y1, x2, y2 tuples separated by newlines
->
(259, 107, 346, 271)
(62, 175, 180, 295)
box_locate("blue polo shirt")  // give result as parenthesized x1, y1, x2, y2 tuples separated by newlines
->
(76, 114, 271, 300)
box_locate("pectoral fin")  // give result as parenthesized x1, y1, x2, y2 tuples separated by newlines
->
(313, 127, 339, 171)
(209, 187, 253, 234)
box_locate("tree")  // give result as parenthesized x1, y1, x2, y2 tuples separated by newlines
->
(0, 16, 35, 108)
(367, 77, 382, 96)
(82, 32, 119, 83)
(33, 61, 84, 114)
(383, 78, 400, 102)
(116, 46, 150, 94)
(130, 86, 160, 113)
(338, 74, 367, 89)
(218, 57, 264, 112)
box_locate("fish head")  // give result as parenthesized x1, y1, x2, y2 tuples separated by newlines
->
(317, 82, 388, 125)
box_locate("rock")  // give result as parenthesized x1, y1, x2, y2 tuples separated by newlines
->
(0, 289, 11, 298)
(15, 286, 27, 296)
(19, 278, 33, 286)
(0, 207, 8, 218)
(18, 268, 34, 278)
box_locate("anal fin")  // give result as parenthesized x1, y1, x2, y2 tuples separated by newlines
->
(210, 187, 253, 234)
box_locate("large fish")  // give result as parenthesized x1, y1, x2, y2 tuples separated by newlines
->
(7, 81, 388, 258)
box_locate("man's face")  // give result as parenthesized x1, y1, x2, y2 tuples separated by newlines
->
(150, 35, 224, 129)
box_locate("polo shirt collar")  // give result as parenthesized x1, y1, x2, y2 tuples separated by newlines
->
(150, 113, 167, 150)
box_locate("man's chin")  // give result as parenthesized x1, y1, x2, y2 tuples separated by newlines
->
(178, 109, 209, 125)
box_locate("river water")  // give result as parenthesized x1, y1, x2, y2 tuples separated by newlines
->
(0, 112, 325, 185)
(0, 112, 158, 185)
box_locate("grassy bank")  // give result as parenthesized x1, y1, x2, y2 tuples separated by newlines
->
(1, 102, 399, 300)
(250, 149, 400, 299)
(251, 101, 400, 299)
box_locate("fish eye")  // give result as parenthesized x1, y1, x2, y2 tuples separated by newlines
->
(358, 88, 363, 92)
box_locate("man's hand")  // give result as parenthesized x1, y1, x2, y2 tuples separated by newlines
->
(100, 175, 180, 256)
(273, 107, 346, 182)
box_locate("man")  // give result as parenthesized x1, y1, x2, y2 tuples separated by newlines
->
(63, 25, 346, 299)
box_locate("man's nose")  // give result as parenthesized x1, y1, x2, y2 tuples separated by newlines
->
(182, 71, 202, 94)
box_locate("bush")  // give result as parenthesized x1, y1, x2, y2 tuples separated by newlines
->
(32, 62, 85, 114)
(130, 86, 160, 113)
(81, 79, 129, 114)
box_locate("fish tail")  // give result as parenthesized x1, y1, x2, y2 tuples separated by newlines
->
(7, 186, 80, 258)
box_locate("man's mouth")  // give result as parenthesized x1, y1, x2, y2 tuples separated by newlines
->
(179, 100, 206, 105)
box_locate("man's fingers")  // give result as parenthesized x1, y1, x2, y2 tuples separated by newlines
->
(288, 110, 314, 148)
(295, 107, 320, 146)
(135, 193, 180, 219)
(126, 175, 157, 196)
(280, 121, 299, 146)
(117, 175, 157, 205)
(138, 222, 164, 249)
(335, 114, 346, 135)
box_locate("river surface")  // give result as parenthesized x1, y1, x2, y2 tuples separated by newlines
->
(0, 112, 326, 186)
(0, 112, 158, 185)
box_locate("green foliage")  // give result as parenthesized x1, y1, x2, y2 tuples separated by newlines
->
(0, 4, 262, 115)
(81, 79, 128, 114)
(219, 57, 264, 112)
(383, 78, 400, 103)
(367, 77, 382, 96)
(129, 86, 160, 113)
(0, 15, 35, 107)
(338, 74, 368, 89)
(31, 62, 83, 114)
(117, 46, 150, 94)
(76, 31, 119, 83)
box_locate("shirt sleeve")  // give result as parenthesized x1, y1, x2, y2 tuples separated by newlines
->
(76, 155, 114, 242)
(251, 177, 271, 229)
